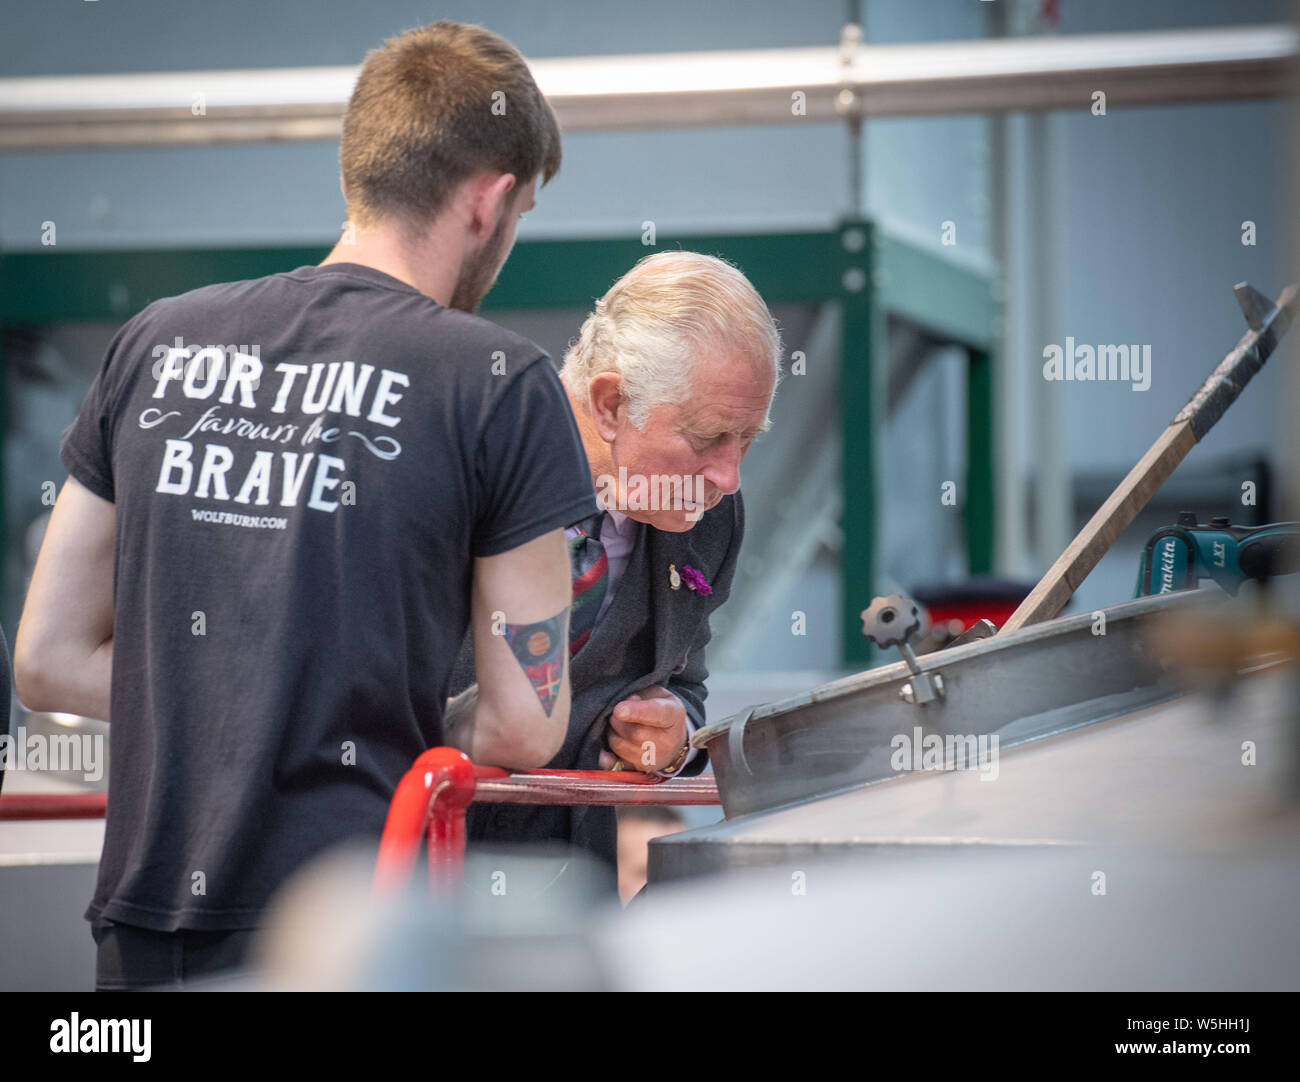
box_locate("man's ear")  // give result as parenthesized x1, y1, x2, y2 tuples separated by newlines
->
(588, 372, 625, 442)
(466, 172, 517, 240)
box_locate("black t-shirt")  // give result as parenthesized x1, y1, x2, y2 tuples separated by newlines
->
(60, 262, 596, 931)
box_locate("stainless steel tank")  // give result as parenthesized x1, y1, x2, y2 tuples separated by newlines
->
(651, 590, 1294, 882)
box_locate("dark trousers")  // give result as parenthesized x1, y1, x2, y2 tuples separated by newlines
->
(92, 920, 259, 990)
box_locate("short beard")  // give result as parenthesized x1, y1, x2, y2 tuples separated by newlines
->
(448, 212, 511, 314)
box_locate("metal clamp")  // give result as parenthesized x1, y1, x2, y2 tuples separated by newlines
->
(728, 704, 762, 777)
(860, 593, 946, 705)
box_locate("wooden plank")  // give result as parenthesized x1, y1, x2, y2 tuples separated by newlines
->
(1001, 425, 1194, 632)
(1001, 283, 1296, 633)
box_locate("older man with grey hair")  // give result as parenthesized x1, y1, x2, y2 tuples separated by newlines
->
(447, 249, 780, 892)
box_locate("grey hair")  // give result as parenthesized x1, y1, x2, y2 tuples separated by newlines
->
(560, 250, 782, 428)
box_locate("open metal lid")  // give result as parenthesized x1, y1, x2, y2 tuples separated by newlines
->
(694, 591, 1208, 819)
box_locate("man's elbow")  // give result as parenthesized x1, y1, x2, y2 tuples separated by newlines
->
(13, 637, 55, 713)
(534, 708, 568, 766)
(503, 708, 567, 770)
(476, 697, 568, 770)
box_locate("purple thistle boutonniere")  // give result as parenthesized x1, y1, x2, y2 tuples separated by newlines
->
(679, 564, 712, 595)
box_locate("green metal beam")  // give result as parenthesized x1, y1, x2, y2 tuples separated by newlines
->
(0, 248, 330, 324)
(0, 231, 844, 324)
(965, 347, 995, 576)
(876, 233, 996, 351)
(487, 231, 843, 310)
(839, 221, 876, 667)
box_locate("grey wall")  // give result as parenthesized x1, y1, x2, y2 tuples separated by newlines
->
(1007, 0, 1289, 612)
(0, 0, 849, 248)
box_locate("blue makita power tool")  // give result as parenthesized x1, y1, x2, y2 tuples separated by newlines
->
(1135, 512, 1300, 596)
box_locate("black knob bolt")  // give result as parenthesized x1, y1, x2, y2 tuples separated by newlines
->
(860, 593, 922, 649)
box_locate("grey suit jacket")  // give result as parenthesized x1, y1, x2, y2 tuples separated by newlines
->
(447, 491, 744, 885)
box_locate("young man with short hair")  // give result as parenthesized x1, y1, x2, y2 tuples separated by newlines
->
(16, 21, 593, 989)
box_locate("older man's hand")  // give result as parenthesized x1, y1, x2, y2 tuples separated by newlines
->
(599, 685, 689, 773)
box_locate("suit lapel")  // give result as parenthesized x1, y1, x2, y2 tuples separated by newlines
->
(568, 519, 710, 757)
(566, 518, 710, 841)
(647, 523, 708, 677)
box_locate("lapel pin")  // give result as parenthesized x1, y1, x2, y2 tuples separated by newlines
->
(680, 564, 713, 596)
(668, 563, 682, 590)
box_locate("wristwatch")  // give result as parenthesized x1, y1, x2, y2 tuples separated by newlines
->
(654, 739, 691, 778)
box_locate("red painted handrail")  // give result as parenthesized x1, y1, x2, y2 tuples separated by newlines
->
(473, 772, 720, 805)
(369, 751, 720, 893)
(0, 792, 107, 819)
(373, 747, 477, 895)
(0, 750, 720, 895)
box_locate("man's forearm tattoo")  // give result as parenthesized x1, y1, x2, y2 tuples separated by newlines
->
(503, 608, 569, 717)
